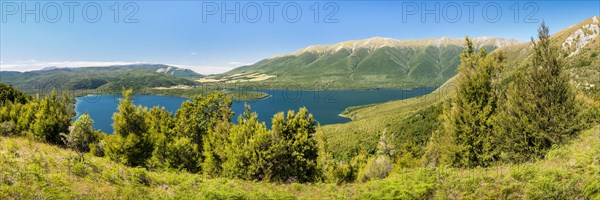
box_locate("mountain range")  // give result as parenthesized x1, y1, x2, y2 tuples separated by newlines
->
(0, 64, 201, 92)
(216, 37, 522, 89)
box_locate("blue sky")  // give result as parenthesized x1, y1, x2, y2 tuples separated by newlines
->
(1, 1, 598, 74)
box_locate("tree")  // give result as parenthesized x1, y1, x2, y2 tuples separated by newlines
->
(0, 83, 31, 105)
(219, 104, 271, 180)
(32, 89, 75, 145)
(269, 107, 319, 182)
(147, 107, 175, 170)
(172, 93, 233, 173)
(175, 93, 233, 145)
(201, 121, 231, 177)
(427, 37, 502, 168)
(202, 105, 320, 182)
(61, 113, 102, 160)
(105, 90, 154, 166)
(495, 22, 579, 162)
(165, 136, 201, 172)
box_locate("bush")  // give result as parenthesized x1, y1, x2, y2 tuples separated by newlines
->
(70, 161, 88, 177)
(90, 139, 106, 157)
(61, 113, 101, 153)
(357, 156, 393, 182)
(129, 167, 151, 186)
(0, 121, 16, 136)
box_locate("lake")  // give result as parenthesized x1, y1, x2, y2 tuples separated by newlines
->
(74, 88, 436, 133)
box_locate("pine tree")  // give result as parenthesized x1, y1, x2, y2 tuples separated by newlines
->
(433, 37, 501, 167)
(106, 90, 154, 166)
(173, 93, 233, 173)
(495, 22, 579, 162)
(147, 107, 175, 170)
(269, 107, 319, 182)
(201, 121, 231, 177)
(221, 104, 270, 180)
(0, 83, 31, 104)
(61, 113, 101, 153)
(32, 89, 74, 145)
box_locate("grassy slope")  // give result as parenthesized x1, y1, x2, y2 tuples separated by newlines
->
(320, 16, 600, 160)
(318, 76, 456, 159)
(1, 125, 598, 199)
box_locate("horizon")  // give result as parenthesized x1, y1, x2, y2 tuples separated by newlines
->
(1, 1, 599, 74)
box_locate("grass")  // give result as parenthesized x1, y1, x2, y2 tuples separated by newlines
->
(1, 125, 598, 199)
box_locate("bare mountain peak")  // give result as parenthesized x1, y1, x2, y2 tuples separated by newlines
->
(285, 36, 522, 57)
(561, 16, 600, 57)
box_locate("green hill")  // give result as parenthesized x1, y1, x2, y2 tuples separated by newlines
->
(104, 64, 204, 79)
(210, 37, 521, 89)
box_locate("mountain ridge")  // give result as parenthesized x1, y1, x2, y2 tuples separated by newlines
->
(278, 36, 522, 58)
(7, 64, 205, 79)
(218, 36, 522, 89)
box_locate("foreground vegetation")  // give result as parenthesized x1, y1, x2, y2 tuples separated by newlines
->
(1, 125, 598, 199)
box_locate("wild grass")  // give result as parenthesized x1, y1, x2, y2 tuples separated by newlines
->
(1, 125, 598, 199)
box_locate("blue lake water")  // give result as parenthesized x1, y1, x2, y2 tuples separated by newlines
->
(74, 88, 436, 133)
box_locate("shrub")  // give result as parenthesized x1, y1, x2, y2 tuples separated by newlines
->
(358, 156, 393, 182)
(0, 121, 16, 136)
(61, 113, 101, 153)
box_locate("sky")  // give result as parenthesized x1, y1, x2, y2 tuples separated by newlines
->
(1, 0, 599, 74)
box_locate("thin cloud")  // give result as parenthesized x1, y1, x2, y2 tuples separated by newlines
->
(167, 63, 235, 75)
(228, 61, 253, 66)
(0, 61, 145, 72)
(190, 52, 198, 55)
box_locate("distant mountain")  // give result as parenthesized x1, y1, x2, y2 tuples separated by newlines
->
(0, 64, 200, 92)
(221, 37, 522, 89)
(40, 66, 59, 71)
(32, 64, 204, 79)
(105, 64, 204, 79)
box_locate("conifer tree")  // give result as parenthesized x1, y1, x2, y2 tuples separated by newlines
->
(269, 107, 319, 182)
(147, 107, 175, 170)
(495, 22, 579, 162)
(0, 83, 31, 104)
(106, 90, 154, 166)
(433, 37, 501, 167)
(221, 104, 270, 180)
(173, 93, 233, 173)
(32, 89, 74, 144)
(61, 113, 101, 153)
